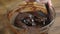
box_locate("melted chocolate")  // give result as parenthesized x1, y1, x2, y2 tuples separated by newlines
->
(14, 10, 51, 28)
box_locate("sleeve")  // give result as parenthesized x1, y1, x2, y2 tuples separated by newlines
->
(36, 0, 48, 4)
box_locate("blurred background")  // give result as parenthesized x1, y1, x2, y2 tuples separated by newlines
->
(0, 0, 60, 34)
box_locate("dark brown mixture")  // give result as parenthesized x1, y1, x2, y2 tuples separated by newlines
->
(14, 10, 51, 29)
